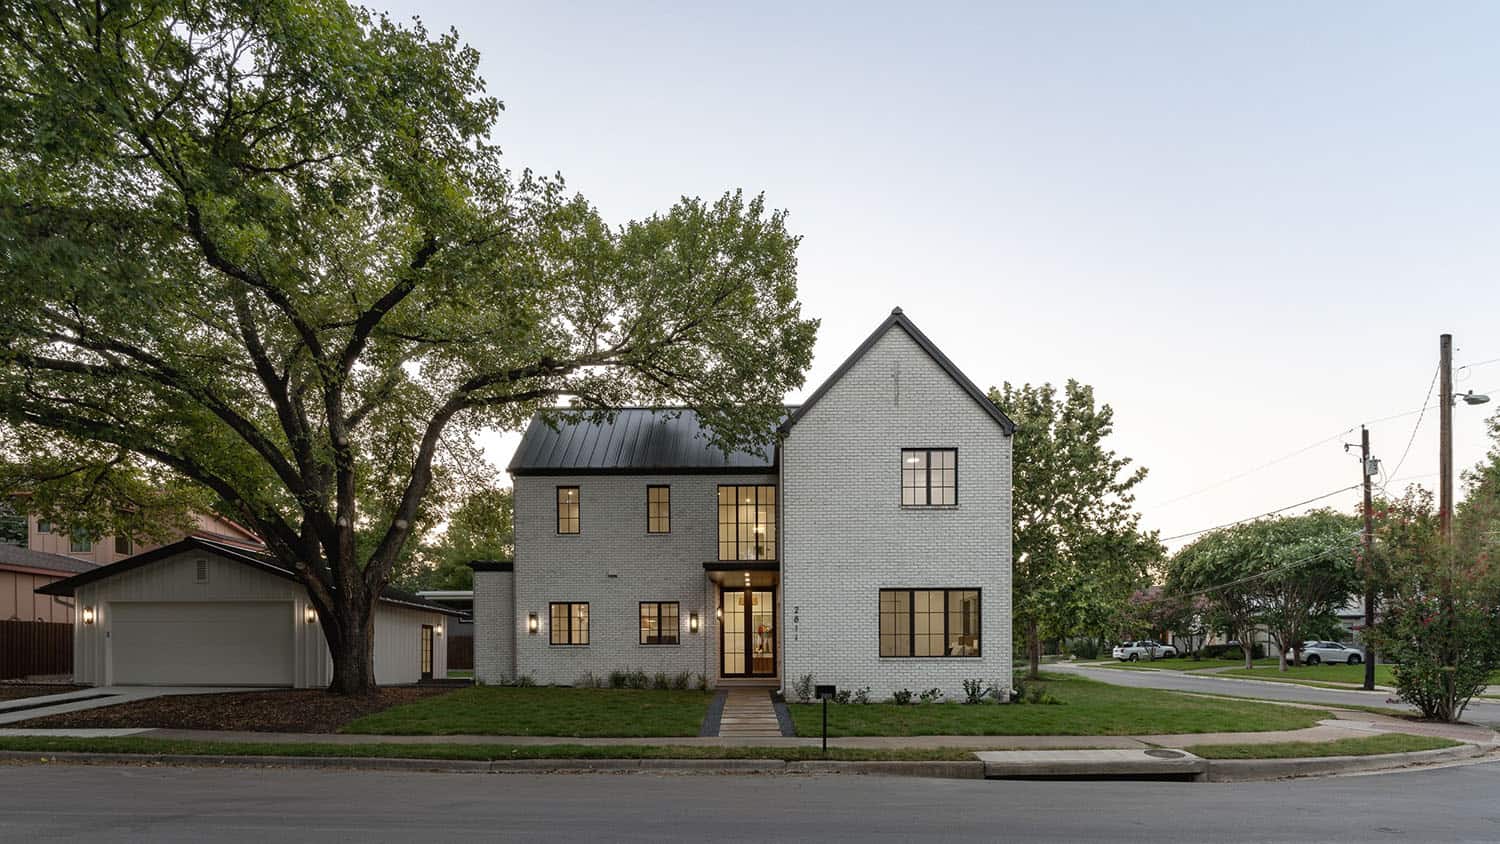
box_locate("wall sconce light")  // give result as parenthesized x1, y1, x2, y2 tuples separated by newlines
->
(689, 612, 700, 633)
(528, 612, 539, 635)
(81, 606, 95, 625)
(435, 625, 443, 637)
(305, 606, 317, 624)
(715, 607, 722, 620)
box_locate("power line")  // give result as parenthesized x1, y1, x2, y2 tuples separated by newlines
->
(1457, 356, 1500, 374)
(1176, 534, 1361, 598)
(1147, 428, 1353, 510)
(1159, 486, 1361, 543)
(1381, 364, 1440, 494)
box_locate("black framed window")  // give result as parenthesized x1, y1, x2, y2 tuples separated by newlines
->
(901, 448, 956, 506)
(549, 602, 589, 645)
(879, 589, 980, 657)
(36, 520, 51, 534)
(114, 534, 131, 555)
(717, 485, 776, 560)
(556, 486, 580, 534)
(647, 486, 670, 534)
(639, 601, 680, 645)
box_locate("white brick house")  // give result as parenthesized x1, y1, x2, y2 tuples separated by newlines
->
(473, 308, 1014, 699)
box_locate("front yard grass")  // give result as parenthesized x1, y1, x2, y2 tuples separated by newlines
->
(0, 736, 995, 762)
(340, 686, 712, 737)
(787, 673, 1328, 737)
(1214, 663, 1394, 688)
(1187, 733, 1460, 759)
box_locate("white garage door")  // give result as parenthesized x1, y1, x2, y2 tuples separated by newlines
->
(110, 602, 295, 686)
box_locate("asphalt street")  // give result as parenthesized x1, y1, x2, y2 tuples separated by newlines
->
(1050, 661, 1500, 727)
(3, 760, 1500, 842)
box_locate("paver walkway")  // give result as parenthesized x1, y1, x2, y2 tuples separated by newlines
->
(717, 689, 783, 738)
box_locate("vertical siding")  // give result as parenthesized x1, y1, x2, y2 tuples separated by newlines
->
(781, 325, 1014, 700)
(2, 571, 75, 622)
(373, 603, 448, 684)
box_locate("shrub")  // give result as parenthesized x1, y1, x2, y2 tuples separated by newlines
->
(1068, 638, 1102, 660)
(608, 670, 628, 689)
(833, 689, 851, 705)
(962, 678, 993, 705)
(891, 688, 913, 705)
(515, 674, 536, 687)
(693, 672, 708, 692)
(1372, 586, 1500, 721)
(653, 672, 670, 690)
(792, 673, 816, 703)
(672, 671, 692, 690)
(918, 687, 944, 704)
(576, 672, 600, 689)
(852, 686, 872, 705)
(630, 669, 651, 689)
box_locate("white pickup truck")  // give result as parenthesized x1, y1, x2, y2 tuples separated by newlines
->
(1112, 640, 1177, 661)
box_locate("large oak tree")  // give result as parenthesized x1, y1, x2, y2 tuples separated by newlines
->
(0, 0, 817, 693)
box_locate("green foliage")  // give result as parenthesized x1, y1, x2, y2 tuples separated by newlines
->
(852, 686, 872, 705)
(989, 381, 1159, 678)
(0, 1, 815, 692)
(395, 488, 513, 591)
(917, 687, 944, 704)
(891, 688, 914, 706)
(792, 673, 816, 703)
(0, 500, 24, 547)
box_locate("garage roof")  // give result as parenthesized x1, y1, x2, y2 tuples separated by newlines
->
(34, 536, 462, 616)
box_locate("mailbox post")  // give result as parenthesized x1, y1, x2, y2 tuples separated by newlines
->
(815, 684, 837, 753)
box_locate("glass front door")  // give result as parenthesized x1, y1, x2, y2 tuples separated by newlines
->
(720, 588, 776, 677)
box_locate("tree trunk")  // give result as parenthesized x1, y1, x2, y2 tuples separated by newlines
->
(1027, 617, 1041, 680)
(327, 605, 378, 695)
(1242, 639, 1254, 669)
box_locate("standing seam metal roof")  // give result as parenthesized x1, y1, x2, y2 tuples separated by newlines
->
(507, 408, 782, 474)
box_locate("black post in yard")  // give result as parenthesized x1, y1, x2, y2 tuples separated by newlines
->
(814, 684, 835, 754)
(822, 696, 828, 754)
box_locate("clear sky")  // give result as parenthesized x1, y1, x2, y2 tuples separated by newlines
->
(381, 1, 1500, 547)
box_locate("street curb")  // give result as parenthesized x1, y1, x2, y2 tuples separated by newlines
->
(1204, 743, 1488, 782)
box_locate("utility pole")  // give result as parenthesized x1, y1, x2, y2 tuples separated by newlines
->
(1360, 425, 1376, 691)
(1440, 333, 1454, 544)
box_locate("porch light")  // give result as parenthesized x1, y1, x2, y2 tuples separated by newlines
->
(715, 607, 722, 620)
(81, 606, 95, 625)
(689, 612, 700, 633)
(528, 612, 539, 634)
(304, 606, 317, 624)
(435, 625, 443, 637)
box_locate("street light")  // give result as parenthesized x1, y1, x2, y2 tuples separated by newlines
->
(1459, 390, 1491, 406)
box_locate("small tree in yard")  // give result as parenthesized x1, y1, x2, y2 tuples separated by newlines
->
(1167, 528, 1265, 669)
(1253, 512, 1360, 671)
(0, 1, 817, 693)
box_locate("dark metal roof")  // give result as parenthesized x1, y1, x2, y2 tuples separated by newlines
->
(507, 408, 782, 475)
(34, 536, 462, 616)
(780, 307, 1016, 436)
(0, 544, 100, 575)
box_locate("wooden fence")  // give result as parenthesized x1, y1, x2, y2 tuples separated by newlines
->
(0, 620, 72, 680)
(447, 634, 473, 671)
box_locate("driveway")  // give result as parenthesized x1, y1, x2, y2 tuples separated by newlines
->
(0, 686, 266, 727)
(1050, 662, 1500, 728)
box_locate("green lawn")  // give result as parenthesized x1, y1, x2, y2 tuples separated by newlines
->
(341, 686, 711, 737)
(0, 736, 1004, 762)
(787, 673, 1329, 737)
(1093, 658, 1280, 673)
(1187, 733, 1460, 760)
(1215, 663, 1394, 688)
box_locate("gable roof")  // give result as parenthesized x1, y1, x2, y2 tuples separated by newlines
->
(0, 544, 100, 577)
(34, 536, 461, 616)
(507, 408, 783, 475)
(779, 307, 1016, 436)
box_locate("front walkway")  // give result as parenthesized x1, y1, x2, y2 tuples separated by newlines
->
(717, 689, 782, 738)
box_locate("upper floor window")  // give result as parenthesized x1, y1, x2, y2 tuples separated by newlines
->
(647, 486, 670, 534)
(36, 519, 51, 534)
(901, 448, 956, 506)
(114, 534, 132, 555)
(556, 486, 580, 534)
(550, 602, 589, 645)
(879, 588, 980, 657)
(69, 529, 92, 554)
(639, 601, 680, 645)
(718, 485, 776, 561)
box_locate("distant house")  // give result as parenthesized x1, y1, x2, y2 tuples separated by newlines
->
(1, 544, 97, 623)
(472, 308, 1016, 699)
(23, 509, 262, 565)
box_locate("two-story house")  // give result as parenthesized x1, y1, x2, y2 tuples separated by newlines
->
(472, 308, 1015, 699)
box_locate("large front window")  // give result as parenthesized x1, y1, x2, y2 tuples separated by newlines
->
(717, 485, 776, 561)
(549, 602, 589, 645)
(639, 601, 680, 645)
(879, 589, 980, 657)
(901, 448, 956, 506)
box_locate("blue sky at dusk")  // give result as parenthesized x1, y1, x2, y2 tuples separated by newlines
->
(380, 1, 1500, 545)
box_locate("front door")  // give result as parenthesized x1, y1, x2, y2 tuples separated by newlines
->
(720, 588, 775, 677)
(420, 625, 434, 681)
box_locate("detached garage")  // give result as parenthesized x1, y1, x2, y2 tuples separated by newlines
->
(36, 537, 457, 688)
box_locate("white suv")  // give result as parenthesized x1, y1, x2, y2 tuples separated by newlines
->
(1289, 641, 1364, 666)
(1112, 640, 1177, 661)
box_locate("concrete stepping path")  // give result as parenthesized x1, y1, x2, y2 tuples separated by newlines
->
(717, 689, 783, 738)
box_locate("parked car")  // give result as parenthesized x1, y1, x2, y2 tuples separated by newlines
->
(1112, 640, 1177, 661)
(1288, 641, 1363, 665)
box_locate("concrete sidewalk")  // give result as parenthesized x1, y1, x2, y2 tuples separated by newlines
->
(4, 707, 1488, 749)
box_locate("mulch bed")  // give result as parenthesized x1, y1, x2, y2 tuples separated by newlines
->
(0, 684, 86, 702)
(14, 687, 453, 733)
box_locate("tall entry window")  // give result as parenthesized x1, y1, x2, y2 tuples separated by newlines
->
(647, 485, 671, 534)
(556, 486, 580, 534)
(879, 589, 980, 657)
(717, 485, 776, 560)
(901, 449, 957, 506)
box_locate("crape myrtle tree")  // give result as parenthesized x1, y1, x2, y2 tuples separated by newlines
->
(990, 380, 1159, 679)
(0, 0, 817, 693)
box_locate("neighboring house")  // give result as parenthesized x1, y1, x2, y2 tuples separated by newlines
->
(2, 544, 98, 623)
(473, 308, 1015, 699)
(36, 536, 459, 687)
(25, 509, 263, 566)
